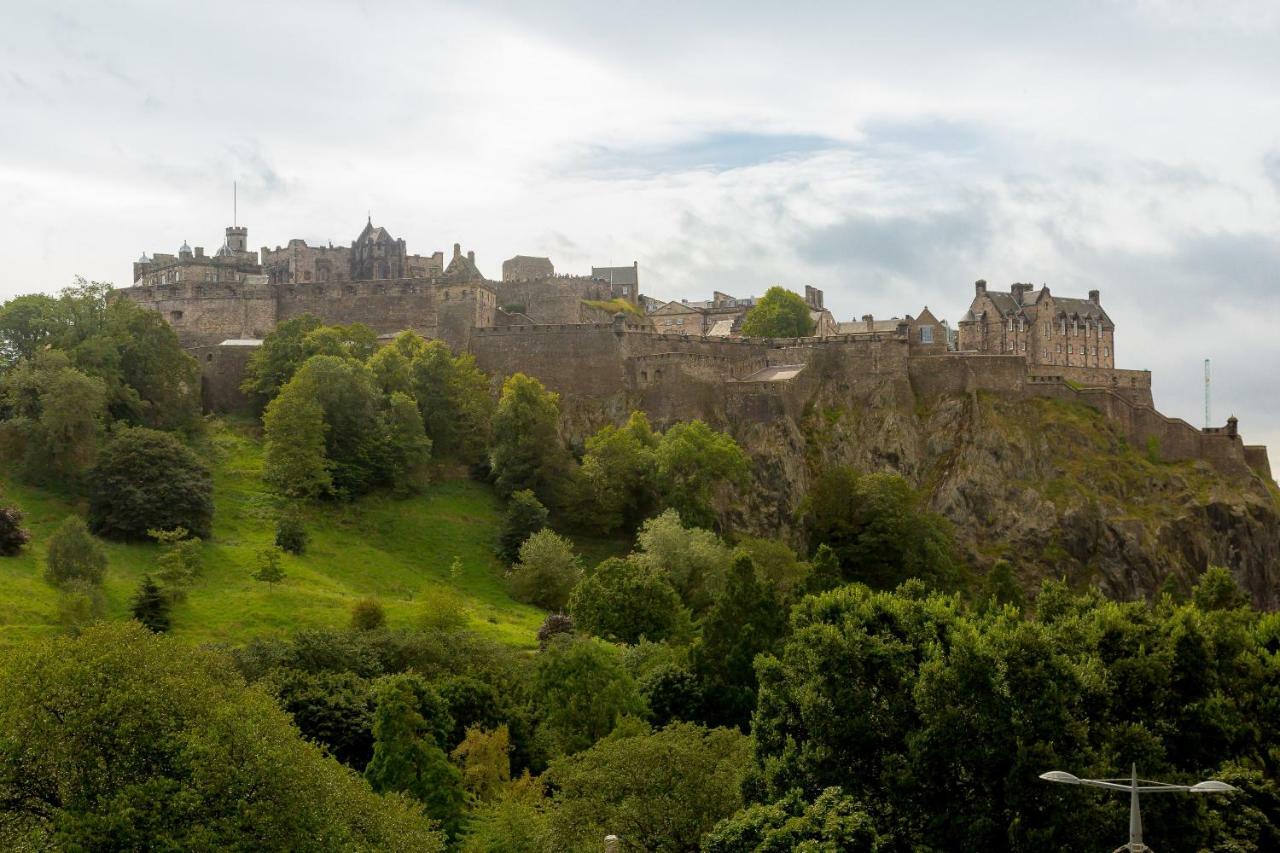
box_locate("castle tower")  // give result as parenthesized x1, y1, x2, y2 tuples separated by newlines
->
(225, 225, 248, 253)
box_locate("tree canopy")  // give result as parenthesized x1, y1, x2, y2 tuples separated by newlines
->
(739, 286, 817, 338)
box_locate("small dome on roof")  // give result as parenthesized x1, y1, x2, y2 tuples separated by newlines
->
(179, 241, 192, 256)
(216, 242, 234, 257)
(137, 252, 152, 264)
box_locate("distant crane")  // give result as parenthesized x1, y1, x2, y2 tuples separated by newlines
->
(1204, 358, 1211, 429)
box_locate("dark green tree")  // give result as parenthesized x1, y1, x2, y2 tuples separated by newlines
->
(0, 499, 31, 556)
(568, 557, 687, 645)
(532, 636, 647, 757)
(1193, 565, 1250, 611)
(407, 339, 495, 465)
(507, 528, 582, 611)
(693, 554, 787, 729)
(275, 506, 309, 555)
(365, 676, 466, 837)
(88, 427, 213, 540)
(44, 516, 107, 587)
(0, 292, 61, 366)
(496, 488, 549, 564)
(263, 384, 333, 499)
(739, 285, 817, 338)
(350, 597, 387, 632)
(129, 575, 171, 632)
(577, 411, 660, 533)
(638, 664, 705, 727)
(253, 547, 286, 585)
(703, 787, 883, 852)
(240, 313, 325, 406)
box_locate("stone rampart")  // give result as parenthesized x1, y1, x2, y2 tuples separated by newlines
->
(191, 342, 259, 414)
(115, 278, 278, 348)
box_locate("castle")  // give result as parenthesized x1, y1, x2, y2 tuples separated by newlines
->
(114, 216, 1272, 484)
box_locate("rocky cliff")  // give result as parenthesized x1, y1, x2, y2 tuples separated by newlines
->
(726, 374, 1280, 607)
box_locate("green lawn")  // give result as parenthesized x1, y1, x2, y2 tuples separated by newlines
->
(0, 419, 590, 650)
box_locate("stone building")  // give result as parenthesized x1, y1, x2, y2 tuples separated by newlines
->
(957, 280, 1115, 368)
(652, 286, 835, 338)
(260, 219, 443, 284)
(502, 255, 554, 281)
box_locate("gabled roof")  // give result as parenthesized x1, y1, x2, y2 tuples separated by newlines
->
(591, 265, 638, 286)
(356, 218, 395, 245)
(443, 253, 484, 280)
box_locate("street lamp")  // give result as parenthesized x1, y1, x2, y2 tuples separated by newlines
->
(1040, 763, 1236, 852)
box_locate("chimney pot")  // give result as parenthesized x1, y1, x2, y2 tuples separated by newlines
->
(453, 243, 461, 259)
(975, 279, 987, 294)
(1089, 289, 1100, 304)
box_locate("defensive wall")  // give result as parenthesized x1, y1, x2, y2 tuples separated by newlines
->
(192, 316, 1270, 483)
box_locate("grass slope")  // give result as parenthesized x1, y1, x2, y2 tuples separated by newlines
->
(0, 419, 573, 649)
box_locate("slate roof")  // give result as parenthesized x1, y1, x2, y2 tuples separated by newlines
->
(591, 265, 638, 286)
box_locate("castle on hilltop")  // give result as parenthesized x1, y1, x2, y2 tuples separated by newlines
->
(114, 215, 1271, 484)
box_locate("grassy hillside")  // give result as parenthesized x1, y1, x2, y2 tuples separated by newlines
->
(0, 419, 623, 649)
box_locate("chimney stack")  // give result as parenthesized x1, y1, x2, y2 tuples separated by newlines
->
(453, 243, 461, 260)
(863, 313, 874, 332)
(975, 279, 987, 295)
(1088, 289, 1100, 304)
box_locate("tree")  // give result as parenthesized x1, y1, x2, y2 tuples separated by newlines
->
(460, 773, 550, 853)
(569, 557, 687, 645)
(0, 292, 61, 366)
(803, 467, 958, 590)
(44, 516, 107, 587)
(408, 339, 495, 465)
(496, 489, 549, 564)
(365, 676, 466, 838)
(263, 386, 332, 499)
(0, 352, 107, 484)
(265, 668, 376, 771)
(148, 527, 202, 594)
(382, 391, 432, 492)
(351, 597, 387, 632)
(1193, 565, 1250, 611)
(577, 411, 660, 533)
(543, 723, 750, 853)
(56, 580, 106, 636)
(693, 554, 787, 728)
(537, 612, 575, 649)
(240, 313, 324, 406)
(275, 506, 309, 555)
(805, 543, 842, 594)
(532, 636, 648, 757)
(0, 623, 443, 850)
(490, 373, 568, 501)
(703, 787, 884, 852)
(253, 547, 286, 585)
(0, 499, 31, 556)
(739, 286, 817, 338)
(632, 509, 735, 613)
(654, 420, 749, 531)
(982, 558, 1023, 610)
(507, 529, 582, 611)
(451, 725, 512, 803)
(638, 664, 704, 727)
(130, 575, 172, 632)
(88, 427, 213, 540)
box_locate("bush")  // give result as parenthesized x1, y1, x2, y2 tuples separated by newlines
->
(0, 501, 31, 556)
(56, 580, 106, 635)
(568, 557, 687, 645)
(351, 598, 387, 632)
(88, 427, 213, 540)
(275, 508, 309, 555)
(130, 575, 171, 633)
(496, 489, 548, 564)
(148, 527, 202, 596)
(537, 612, 575, 650)
(253, 548, 286, 585)
(507, 529, 582, 611)
(44, 516, 107, 587)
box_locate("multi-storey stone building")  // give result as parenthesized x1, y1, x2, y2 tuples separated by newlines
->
(957, 280, 1115, 369)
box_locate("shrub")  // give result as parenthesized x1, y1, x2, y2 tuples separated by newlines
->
(88, 427, 213, 540)
(56, 580, 106, 636)
(351, 597, 387, 632)
(275, 508, 309, 555)
(537, 612, 575, 650)
(507, 529, 582, 611)
(44, 516, 107, 587)
(253, 548, 286, 585)
(568, 557, 687, 645)
(0, 501, 32, 556)
(148, 527, 202, 596)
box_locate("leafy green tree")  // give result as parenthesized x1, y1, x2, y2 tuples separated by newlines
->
(568, 557, 688, 645)
(44, 516, 107, 587)
(577, 411, 660, 533)
(301, 322, 378, 363)
(434, 675, 508, 751)
(0, 622, 443, 850)
(632, 509, 735, 613)
(368, 331, 424, 397)
(693, 554, 787, 729)
(507, 528, 582, 611)
(702, 787, 884, 852)
(805, 542, 842, 594)
(351, 597, 387, 632)
(496, 488, 549, 564)
(532, 636, 647, 757)
(382, 390, 432, 492)
(240, 313, 324, 406)
(451, 725, 512, 803)
(490, 373, 568, 500)
(0, 292, 61, 366)
(982, 558, 1023, 610)
(803, 467, 958, 590)
(1193, 565, 1250, 611)
(275, 506, 309, 554)
(460, 773, 550, 853)
(365, 675, 466, 838)
(88, 427, 213, 540)
(0, 498, 31, 556)
(739, 285, 817, 338)
(56, 580, 106, 636)
(544, 723, 750, 852)
(148, 527, 202, 594)
(407, 340, 494, 465)
(735, 536, 811, 597)
(265, 668, 376, 770)
(263, 384, 333, 499)
(253, 547, 286, 585)
(654, 420, 749, 531)
(0, 351, 108, 484)
(129, 575, 171, 632)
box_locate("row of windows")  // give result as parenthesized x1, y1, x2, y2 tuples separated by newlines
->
(660, 317, 688, 326)
(1003, 317, 1106, 338)
(1045, 344, 1110, 357)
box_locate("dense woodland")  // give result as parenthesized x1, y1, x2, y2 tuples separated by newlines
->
(1, 283, 1279, 851)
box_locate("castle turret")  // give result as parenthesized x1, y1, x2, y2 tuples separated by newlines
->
(226, 225, 248, 253)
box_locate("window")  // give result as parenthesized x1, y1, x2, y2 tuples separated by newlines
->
(1021, 341, 1027, 352)
(170, 310, 183, 322)
(1044, 322, 1050, 336)
(1056, 344, 1061, 353)
(1104, 347, 1110, 357)
(919, 325, 934, 343)
(1068, 345, 1073, 354)
(1008, 341, 1015, 351)
(1042, 349, 1048, 360)
(1007, 317, 1014, 331)
(677, 317, 685, 325)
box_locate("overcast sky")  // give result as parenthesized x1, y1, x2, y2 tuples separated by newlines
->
(3, 0, 1279, 451)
